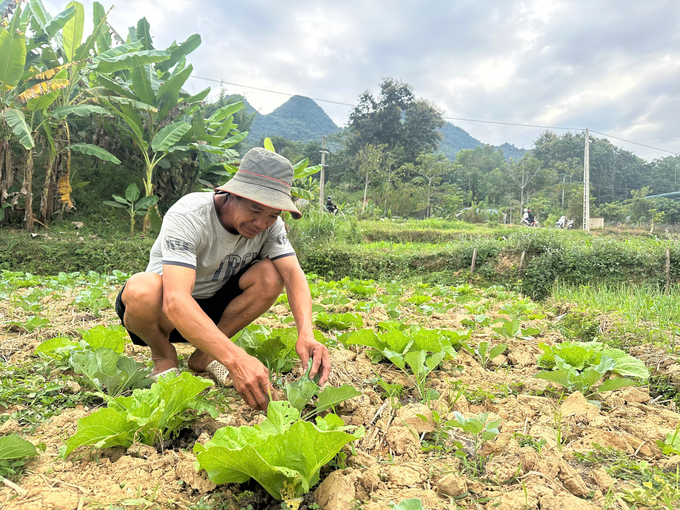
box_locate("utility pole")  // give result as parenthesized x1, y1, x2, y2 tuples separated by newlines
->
(319, 136, 329, 211)
(583, 127, 590, 232)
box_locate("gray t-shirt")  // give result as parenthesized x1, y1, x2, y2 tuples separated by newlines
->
(146, 192, 295, 299)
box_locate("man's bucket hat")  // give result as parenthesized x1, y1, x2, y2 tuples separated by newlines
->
(215, 147, 302, 219)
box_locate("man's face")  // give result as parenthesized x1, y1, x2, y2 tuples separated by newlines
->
(225, 196, 282, 238)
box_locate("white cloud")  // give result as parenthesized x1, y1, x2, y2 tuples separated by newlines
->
(38, 0, 680, 158)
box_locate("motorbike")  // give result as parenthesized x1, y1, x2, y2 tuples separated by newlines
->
(521, 218, 540, 228)
(555, 216, 574, 229)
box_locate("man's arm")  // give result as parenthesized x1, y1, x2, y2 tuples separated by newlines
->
(272, 255, 331, 385)
(162, 264, 275, 410)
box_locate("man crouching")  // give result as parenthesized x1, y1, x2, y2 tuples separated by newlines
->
(115, 147, 331, 411)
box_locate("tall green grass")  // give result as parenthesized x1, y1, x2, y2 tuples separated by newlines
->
(287, 210, 361, 248)
(552, 282, 680, 343)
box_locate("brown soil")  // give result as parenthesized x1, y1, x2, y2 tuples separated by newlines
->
(2, 286, 680, 509)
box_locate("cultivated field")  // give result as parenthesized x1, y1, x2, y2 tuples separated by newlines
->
(1, 271, 680, 509)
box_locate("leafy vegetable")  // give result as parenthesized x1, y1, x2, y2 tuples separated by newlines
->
(492, 318, 540, 339)
(314, 312, 363, 331)
(79, 325, 128, 353)
(0, 434, 39, 478)
(535, 341, 649, 395)
(389, 499, 425, 510)
(232, 325, 326, 375)
(474, 341, 508, 368)
(69, 348, 151, 397)
(284, 360, 361, 417)
(195, 401, 364, 501)
(62, 373, 213, 457)
(341, 327, 460, 369)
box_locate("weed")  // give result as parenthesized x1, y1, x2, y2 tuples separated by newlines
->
(0, 361, 102, 433)
(514, 433, 547, 454)
(576, 445, 680, 509)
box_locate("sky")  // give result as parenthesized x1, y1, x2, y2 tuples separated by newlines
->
(44, 0, 680, 160)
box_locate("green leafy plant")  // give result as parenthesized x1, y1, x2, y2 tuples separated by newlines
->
(103, 182, 159, 235)
(194, 401, 364, 504)
(232, 325, 326, 376)
(448, 411, 501, 476)
(69, 348, 151, 398)
(7, 316, 51, 332)
(341, 327, 459, 368)
(657, 421, 680, 455)
(0, 434, 39, 479)
(61, 372, 214, 457)
(404, 350, 445, 400)
(284, 360, 361, 419)
(534, 341, 649, 396)
(491, 318, 541, 339)
(36, 325, 128, 362)
(474, 341, 508, 369)
(71, 287, 111, 316)
(499, 299, 544, 320)
(314, 312, 363, 331)
(346, 280, 376, 298)
(461, 314, 492, 328)
(388, 499, 424, 510)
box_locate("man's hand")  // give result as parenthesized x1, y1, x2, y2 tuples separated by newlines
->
(296, 335, 331, 385)
(226, 351, 276, 411)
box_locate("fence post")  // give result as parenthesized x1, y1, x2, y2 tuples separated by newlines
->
(470, 248, 477, 277)
(665, 248, 671, 293)
(519, 251, 526, 272)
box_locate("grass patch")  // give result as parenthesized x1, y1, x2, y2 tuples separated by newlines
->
(576, 445, 680, 509)
(552, 282, 680, 350)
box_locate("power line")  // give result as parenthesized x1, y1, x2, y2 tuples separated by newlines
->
(441, 116, 581, 131)
(189, 75, 356, 108)
(188, 74, 680, 156)
(591, 130, 679, 156)
(631, 136, 680, 142)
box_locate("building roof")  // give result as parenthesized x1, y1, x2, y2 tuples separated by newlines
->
(645, 191, 680, 200)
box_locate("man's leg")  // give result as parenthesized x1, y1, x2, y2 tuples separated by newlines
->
(187, 258, 285, 372)
(120, 272, 179, 375)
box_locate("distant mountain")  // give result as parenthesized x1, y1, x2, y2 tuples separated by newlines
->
(496, 142, 528, 161)
(437, 122, 483, 159)
(244, 95, 340, 146)
(436, 123, 528, 161)
(238, 96, 526, 160)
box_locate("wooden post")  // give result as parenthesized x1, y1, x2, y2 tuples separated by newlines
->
(665, 248, 671, 293)
(319, 136, 326, 212)
(519, 251, 526, 271)
(470, 248, 477, 277)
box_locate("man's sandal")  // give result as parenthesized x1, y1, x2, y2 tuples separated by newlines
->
(205, 360, 231, 387)
(149, 367, 180, 382)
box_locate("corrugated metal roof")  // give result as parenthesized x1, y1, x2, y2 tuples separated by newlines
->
(645, 191, 680, 200)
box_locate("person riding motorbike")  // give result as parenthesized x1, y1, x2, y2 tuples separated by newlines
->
(555, 215, 574, 229)
(521, 208, 538, 227)
(325, 196, 338, 214)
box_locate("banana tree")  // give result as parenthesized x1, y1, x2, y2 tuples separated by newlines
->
(161, 100, 248, 199)
(25, 0, 125, 222)
(261, 137, 322, 201)
(92, 18, 212, 231)
(1, 1, 125, 228)
(103, 182, 158, 236)
(0, 2, 42, 228)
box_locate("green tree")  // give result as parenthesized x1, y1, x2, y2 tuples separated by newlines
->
(0, 1, 119, 229)
(354, 143, 386, 213)
(93, 20, 245, 230)
(347, 78, 443, 162)
(414, 153, 453, 218)
(453, 145, 505, 205)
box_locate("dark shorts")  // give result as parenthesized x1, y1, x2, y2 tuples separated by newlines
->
(114, 268, 249, 346)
